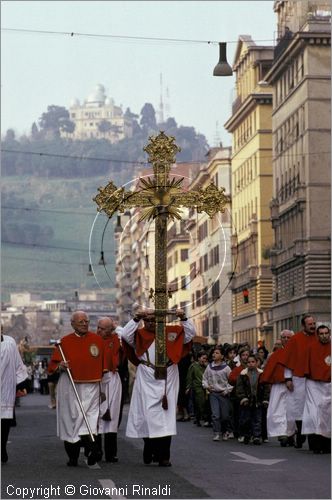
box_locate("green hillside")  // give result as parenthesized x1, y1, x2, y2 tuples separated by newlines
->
(1, 175, 128, 301)
(2, 103, 210, 301)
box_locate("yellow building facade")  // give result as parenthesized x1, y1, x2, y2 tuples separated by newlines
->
(225, 36, 274, 349)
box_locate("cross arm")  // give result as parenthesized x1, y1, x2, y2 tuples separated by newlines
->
(173, 182, 227, 218)
(93, 180, 154, 218)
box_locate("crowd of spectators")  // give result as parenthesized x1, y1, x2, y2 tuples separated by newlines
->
(179, 318, 331, 454)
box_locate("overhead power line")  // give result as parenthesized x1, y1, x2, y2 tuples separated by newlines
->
(1, 148, 149, 166)
(1, 205, 97, 216)
(1, 240, 100, 253)
(2, 146, 330, 165)
(3, 255, 92, 266)
(2, 27, 276, 46)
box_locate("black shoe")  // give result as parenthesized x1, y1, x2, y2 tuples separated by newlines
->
(244, 437, 250, 444)
(67, 459, 78, 467)
(106, 456, 118, 463)
(295, 435, 306, 449)
(158, 460, 172, 467)
(87, 450, 102, 466)
(280, 437, 288, 447)
(287, 436, 295, 446)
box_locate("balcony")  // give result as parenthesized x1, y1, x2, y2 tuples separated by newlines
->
(229, 265, 259, 290)
(274, 29, 294, 61)
(270, 240, 306, 272)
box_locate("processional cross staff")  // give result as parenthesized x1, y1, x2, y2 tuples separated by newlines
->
(93, 131, 227, 379)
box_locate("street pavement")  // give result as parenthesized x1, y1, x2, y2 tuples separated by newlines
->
(1, 393, 331, 500)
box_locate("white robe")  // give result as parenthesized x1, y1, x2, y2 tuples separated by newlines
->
(302, 379, 331, 438)
(267, 383, 296, 437)
(56, 373, 100, 443)
(1, 335, 28, 419)
(121, 319, 195, 439)
(284, 368, 306, 420)
(98, 371, 122, 434)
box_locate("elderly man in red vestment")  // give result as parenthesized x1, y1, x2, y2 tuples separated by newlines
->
(48, 310, 104, 467)
(96, 316, 123, 463)
(278, 314, 317, 448)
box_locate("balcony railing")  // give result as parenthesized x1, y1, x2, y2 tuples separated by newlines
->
(274, 30, 294, 61)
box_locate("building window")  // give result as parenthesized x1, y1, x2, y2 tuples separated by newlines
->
(181, 249, 189, 261)
(169, 278, 178, 292)
(202, 319, 209, 337)
(196, 290, 201, 307)
(212, 316, 219, 336)
(202, 287, 208, 305)
(190, 262, 196, 281)
(198, 221, 208, 242)
(212, 281, 220, 299)
(203, 253, 208, 272)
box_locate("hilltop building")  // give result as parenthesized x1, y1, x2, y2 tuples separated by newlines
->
(63, 83, 134, 142)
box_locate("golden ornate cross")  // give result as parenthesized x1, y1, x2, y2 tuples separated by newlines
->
(93, 131, 227, 379)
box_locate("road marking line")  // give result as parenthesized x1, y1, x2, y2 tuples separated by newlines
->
(99, 479, 127, 499)
(230, 451, 287, 466)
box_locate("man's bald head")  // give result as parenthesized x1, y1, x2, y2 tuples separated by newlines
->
(71, 310, 90, 336)
(97, 317, 116, 338)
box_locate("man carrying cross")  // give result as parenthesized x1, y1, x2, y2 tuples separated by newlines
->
(121, 307, 195, 466)
(93, 131, 226, 465)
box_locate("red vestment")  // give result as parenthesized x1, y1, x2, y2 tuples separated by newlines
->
(228, 365, 244, 386)
(48, 332, 104, 382)
(260, 349, 286, 384)
(122, 325, 192, 366)
(304, 339, 331, 382)
(102, 334, 121, 373)
(278, 331, 316, 377)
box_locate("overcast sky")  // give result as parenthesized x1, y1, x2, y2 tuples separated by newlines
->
(2, 1, 276, 146)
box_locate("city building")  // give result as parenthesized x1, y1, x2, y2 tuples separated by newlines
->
(63, 83, 134, 142)
(224, 36, 274, 349)
(187, 147, 233, 345)
(266, 0, 331, 335)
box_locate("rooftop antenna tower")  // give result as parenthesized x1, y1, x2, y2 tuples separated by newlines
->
(165, 85, 171, 120)
(158, 73, 165, 124)
(213, 121, 222, 147)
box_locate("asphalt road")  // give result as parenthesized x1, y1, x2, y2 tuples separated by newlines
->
(2, 393, 331, 500)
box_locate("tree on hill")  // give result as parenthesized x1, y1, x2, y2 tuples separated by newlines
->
(1, 101, 210, 177)
(38, 105, 75, 138)
(97, 119, 112, 137)
(140, 103, 157, 133)
(31, 122, 40, 140)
